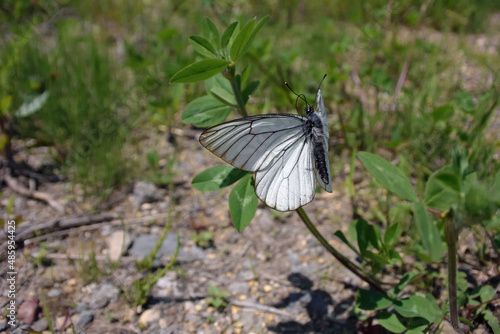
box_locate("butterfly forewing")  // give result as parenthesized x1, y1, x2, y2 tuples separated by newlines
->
(199, 114, 307, 172)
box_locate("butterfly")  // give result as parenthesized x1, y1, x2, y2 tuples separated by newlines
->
(199, 76, 332, 211)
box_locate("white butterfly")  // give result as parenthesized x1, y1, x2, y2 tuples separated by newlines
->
(199, 78, 332, 211)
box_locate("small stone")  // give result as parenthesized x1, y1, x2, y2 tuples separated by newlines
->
(158, 318, 168, 329)
(88, 283, 119, 309)
(47, 288, 62, 298)
(77, 311, 94, 327)
(262, 285, 272, 292)
(140, 203, 153, 211)
(17, 297, 40, 324)
(31, 317, 48, 332)
(107, 230, 131, 261)
(138, 309, 161, 327)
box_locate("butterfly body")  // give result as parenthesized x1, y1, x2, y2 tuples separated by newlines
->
(200, 87, 331, 211)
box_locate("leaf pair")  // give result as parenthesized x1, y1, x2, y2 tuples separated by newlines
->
(170, 16, 269, 84)
(192, 166, 257, 232)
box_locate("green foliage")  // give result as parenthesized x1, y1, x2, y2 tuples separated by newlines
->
(190, 231, 214, 248)
(124, 228, 180, 308)
(206, 285, 229, 311)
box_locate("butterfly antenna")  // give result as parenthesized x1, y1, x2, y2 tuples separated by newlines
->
(317, 74, 327, 92)
(285, 81, 310, 111)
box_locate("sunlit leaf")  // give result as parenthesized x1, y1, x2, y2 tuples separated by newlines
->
(221, 21, 239, 48)
(414, 202, 444, 261)
(192, 166, 247, 191)
(182, 95, 231, 127)
(170, 59, 230, 83)
(229, 175, 258, 232)
(230, 18, 255, 60)
(189, 35, 216, 57)
(358, 152, 419, 202)
(378, 312, 406, 333)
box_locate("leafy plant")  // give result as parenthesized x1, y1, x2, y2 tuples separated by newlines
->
(206, 285, 229, 311)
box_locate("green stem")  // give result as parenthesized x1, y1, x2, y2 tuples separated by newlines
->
(230, 77, 248, 117)
(296, 207, 387, 295)
(445, 216, 460, 330)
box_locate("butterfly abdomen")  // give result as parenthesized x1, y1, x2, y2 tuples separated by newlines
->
(307, 113, 330, 185)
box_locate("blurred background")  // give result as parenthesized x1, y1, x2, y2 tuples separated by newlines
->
(1, 0, 499, 333)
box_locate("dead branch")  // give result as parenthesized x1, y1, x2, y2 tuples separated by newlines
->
(4, 167, 65, 213)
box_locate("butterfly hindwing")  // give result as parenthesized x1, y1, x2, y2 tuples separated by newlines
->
(254, 132, 316, 211)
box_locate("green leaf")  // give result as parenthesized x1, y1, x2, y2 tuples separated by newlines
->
(356, 219, 382, 254)
(230, 18, 255, 60)
(384, 221, 401, 250)
(182, 95, 231, 127)
(393, 295, 442, 323)
(414, 202, 444, 261)
(394, 272, 420, 296)
(432, 104, 454, 122)
(192, 166, 247, 191)
(203, 17, 220, 47)
(210, 87, 237, 106)
(229, 175, 258, 232)
(357, 152, 419, 202)
(356, 289, 393, 310)
(242, 80, 260, 104)
(170, 59, 230, 83)
(483, 309, 500, 334)
(205, 73, 232, 95)
(221, 21, 239, 48)
(479, 285, 496, 303)
(378, 312, 406, 333)
(240, 16, 269, 56)
(424, 166, 460, 212)
(189, 35, 216, 57)
(334, 230, 361, 257)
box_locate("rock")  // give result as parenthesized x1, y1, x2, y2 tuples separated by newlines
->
(31, 318, 48, 332)
(227, 282, 249, 295)
(106, 230, 131, 261)
(128, 233, 205, 264)
(77, 311, 94, 327)
(47, 288, 62, 298)
(17, 297, 40, 325)
(88, 283, 119, 309)
(133, 181, 163, 206)
(139, 308, 161, 327)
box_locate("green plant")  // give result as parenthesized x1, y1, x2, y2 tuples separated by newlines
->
(190, 231, 214, 248)
(206, 285, 229, 311)
(123, 214, 180, 308)
(352, 150, 499, 332)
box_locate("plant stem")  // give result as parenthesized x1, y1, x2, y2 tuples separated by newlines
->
(230, 78, 248, 117)
(296, 207, 387, 295)
(445, 216, 460, 330)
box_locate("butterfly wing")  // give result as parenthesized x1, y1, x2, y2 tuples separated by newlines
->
(200, 114, 316, 211)
(254, 133, 316, 211)
(313, 89, 333, 192)
(199, 114, 307, 172)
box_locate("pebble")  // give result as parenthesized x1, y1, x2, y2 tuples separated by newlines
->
(106, 230, 131, 261)
(77, 311, 94, 327)
(139, 308, 161, 327)
(87, 282, 119, 309)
